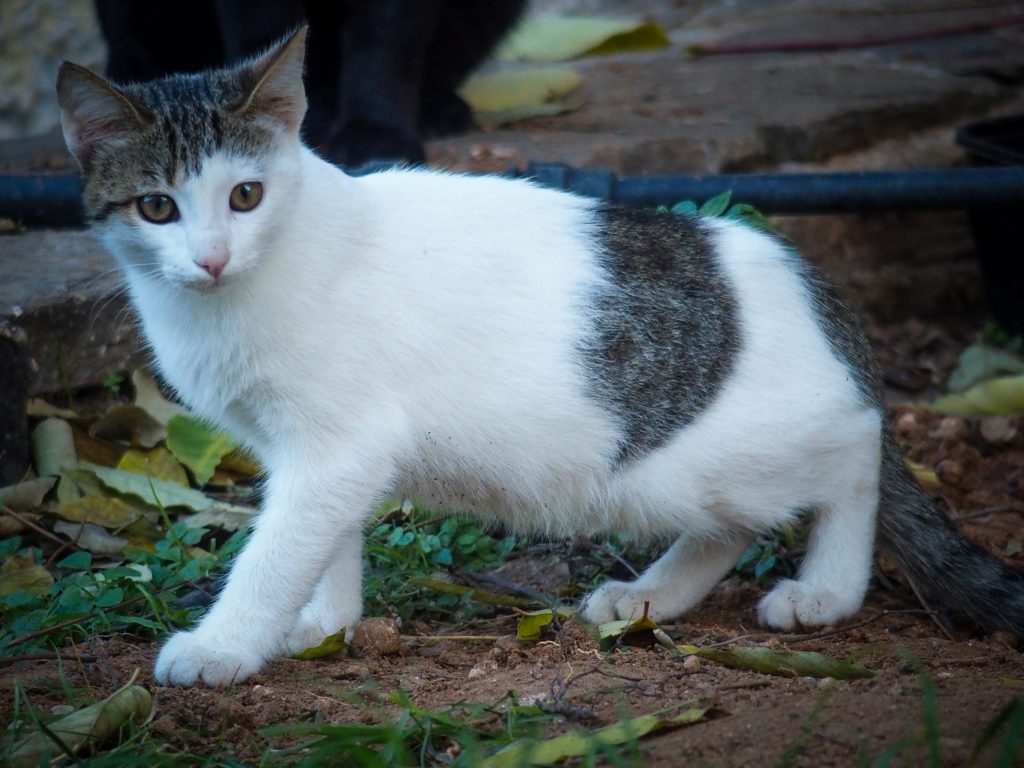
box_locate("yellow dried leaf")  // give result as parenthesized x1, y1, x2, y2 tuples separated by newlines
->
(51, 495, 141, 529)
(459, 68, 581, 127)
(0, 552, 53, 597)
(497, 16, 670, 63)
(117, 447, 190, 486)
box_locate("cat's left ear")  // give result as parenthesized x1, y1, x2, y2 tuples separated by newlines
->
(234, 26, 308, 134)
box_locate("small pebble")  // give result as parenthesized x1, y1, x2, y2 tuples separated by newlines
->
(467, 660, 497, 679)
(935, 459, 963, 487)
(980, 416, 1018, 445)
(930, 417, 968, 441)
(896, 412, 918, 431)
(351, 617, 402, 656)
(682, 655, 701, 672)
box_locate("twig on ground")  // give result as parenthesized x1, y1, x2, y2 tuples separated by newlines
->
(776, 608, 937, 644)
(461, 570, 561, 612)
(0, 652, 97, 665)
(955, 506, 1024, 524)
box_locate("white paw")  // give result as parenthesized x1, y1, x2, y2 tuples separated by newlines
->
(757, 579, 860, 630)
(284, 605, 360, 656)
(582, 580, 666, 624)
(154, 630, 264, 687)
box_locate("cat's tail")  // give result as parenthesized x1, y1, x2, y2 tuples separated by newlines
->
(877, 433, 1024, 637)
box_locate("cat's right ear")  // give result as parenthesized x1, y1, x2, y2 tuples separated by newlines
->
(56, 63, 149, 171)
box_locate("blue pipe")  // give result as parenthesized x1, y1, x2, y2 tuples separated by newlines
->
(1, 164, 1022, 226)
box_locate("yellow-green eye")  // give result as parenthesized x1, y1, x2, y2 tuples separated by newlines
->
(230, 181, 263, 212)
(137, 194, 178, 224)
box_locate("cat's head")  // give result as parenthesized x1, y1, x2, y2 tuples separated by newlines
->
(57, 27, 308, 292)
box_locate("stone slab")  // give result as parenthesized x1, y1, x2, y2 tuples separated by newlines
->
(0, 229, 144, 394)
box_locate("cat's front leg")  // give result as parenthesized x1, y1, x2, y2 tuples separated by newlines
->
(154, 456, 390, 687)
(285, 535, 364, 655)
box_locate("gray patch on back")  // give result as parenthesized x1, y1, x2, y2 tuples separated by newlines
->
(583, 207, 739, 462)
(80, 70, 276, 221)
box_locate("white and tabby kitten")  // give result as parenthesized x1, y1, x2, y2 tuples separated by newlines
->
(56, 28, 1023, 686)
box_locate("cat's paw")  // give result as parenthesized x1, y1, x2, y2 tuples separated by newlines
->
(757, 579, 860, 630)
(284, 599, 361, 656)
(284, 614, 354, 656)
(581, 581, 664, 624)
(154, 630, 264, 687)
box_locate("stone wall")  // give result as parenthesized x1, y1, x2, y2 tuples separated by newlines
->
(0, 0, 104, 140)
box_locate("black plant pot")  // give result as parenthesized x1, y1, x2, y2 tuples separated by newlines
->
(956, 116, 1024, 336)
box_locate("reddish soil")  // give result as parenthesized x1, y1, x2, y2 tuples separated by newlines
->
(2, 318, 1023, 766)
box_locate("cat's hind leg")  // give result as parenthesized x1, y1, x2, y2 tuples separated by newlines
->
(582, 534, 752, 624)
(284, 536, 364, 655)
(758, 422, 881, 630)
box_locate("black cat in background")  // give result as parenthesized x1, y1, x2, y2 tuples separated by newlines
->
(95, 0, 526, 168)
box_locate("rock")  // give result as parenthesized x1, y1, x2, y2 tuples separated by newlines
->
(0, 230, 145, 395)
(930, 417, 969, 442)
(682, 654, 702, 672)
(980, 417, 1018, 445)
(351, 617, 402, 657)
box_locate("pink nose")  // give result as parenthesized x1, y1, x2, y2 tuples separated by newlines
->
(195, 254, 228, 279)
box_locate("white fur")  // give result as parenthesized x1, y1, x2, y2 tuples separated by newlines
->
(94, 142, 882, 686)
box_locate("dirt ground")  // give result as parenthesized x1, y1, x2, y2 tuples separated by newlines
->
(1, 314, 1022, 766)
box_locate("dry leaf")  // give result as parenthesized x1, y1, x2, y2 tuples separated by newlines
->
(8, 675, 152, 768)
(480, 707, 706, 768)
(0, 552, 54, 597)
(31, 418, 77, 476)
(0, 477, 56, 511)
(50, 495, 141, 529)
(131, 369, 188, 425)
(117, 447, 190, 486)
(459, 68, 581, 127)
(89, 405, 168, 449)
(497, 16, 670, 63)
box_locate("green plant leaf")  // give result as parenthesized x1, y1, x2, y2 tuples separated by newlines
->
(292, 629, 348, 660)
(597, 614, 660, 648)
(676, 644, 875, 679)
(166, 415, 238, 487)
(480, 706, 706, 767)
(78, 463, 213, 512)
(670, 200, 698, 216)
(932, 375, 1024, 417)
(947, 344, 1024, 394)
(517, 607, 576, 641)
(57, 551, 93, 570)
(698, 191, 732, 217)
(497, 16, 670, 63)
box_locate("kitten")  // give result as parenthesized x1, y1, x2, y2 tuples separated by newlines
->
(93, 0, 526, 167)
(56, 29, 1024, 687)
